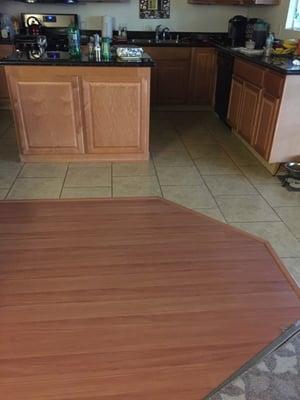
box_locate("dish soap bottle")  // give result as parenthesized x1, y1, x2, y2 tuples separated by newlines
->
(265, 32, 274, 57)
(68, 22, 81, 59)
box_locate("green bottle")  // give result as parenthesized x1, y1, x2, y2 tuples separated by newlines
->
(101, 37, 111, 62)
(68, 23, 81, 59)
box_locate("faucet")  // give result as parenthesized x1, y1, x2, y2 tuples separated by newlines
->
(155, 24, 162, 43)
(162, 27, 170, 42)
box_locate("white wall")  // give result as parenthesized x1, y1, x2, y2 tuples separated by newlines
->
(249, 2, 300, 39)
(0, 1, 249, 32)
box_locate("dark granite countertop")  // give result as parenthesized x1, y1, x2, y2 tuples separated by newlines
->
(217, 46, 300, 75)
(0, 51, 154, 67)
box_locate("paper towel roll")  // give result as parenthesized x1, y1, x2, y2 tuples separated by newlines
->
(102, 16, 113, 39)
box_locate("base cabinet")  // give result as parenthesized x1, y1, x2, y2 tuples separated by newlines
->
(0, 44, 13, 103)
(227, 77, 243, 130)
(253, 92, 280, 159)
(144, 46, 215, 105)
(5, 66, 150, 162)
(238, 82, 261, 144)
(227, 58, 286, 162)
(189, 48, 216, 105)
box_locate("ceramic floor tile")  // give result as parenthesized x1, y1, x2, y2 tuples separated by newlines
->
(65, 166, 111, 187)
(0, 188, 8, 199)
(0, 159, 23, 169)
(193, 208, 226, 223)
(216, 195, 280, 222)
(0, 167, 21, 189)
(232, 221, 300, 258)
(150, 138, 185, 152)
(179, 129, 216, 145)
(68, 162, 111, 169)
(275, 207, 300, 238)
(7, 178, 63, 200)
(195, 156, 242, 175)
(256, 184, 300, 207)
(239, 165, 280, 185)
(61, 187, 111, 199)
(162, 185, 217, 210)
(156, 166, 203, 186)
(152, 151, 193, 167)
(113, 176, 161, 197)
(281, 258, 300, 287)
(20, 163, 68, 178)
(203, 175, 257, 196)
(226, 148, 260, 166)
(186, 143, 228, 159)
(113, 161, 155, 177)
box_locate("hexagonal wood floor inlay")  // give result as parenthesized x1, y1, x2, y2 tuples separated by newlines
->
(0, 198, 299, 399)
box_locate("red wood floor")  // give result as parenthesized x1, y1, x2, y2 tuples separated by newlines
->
(0, 198, 299, 399)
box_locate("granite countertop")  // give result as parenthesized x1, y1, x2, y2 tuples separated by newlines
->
(0, 51, 154, 67)
(217, 46, 300, 75)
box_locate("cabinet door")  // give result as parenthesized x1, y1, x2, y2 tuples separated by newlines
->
(189, 48, 216, 105)
(238, 82, 261, 145)
(7, 68, 84, 155)
(253, 92, 279, 160)
(82, 68, 150, 156)
(227, 76, 243, 130)
(0, 45, 13, 101)
(156, 60, 190, 104)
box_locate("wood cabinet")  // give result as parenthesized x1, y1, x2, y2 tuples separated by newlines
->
(238, 82, 261, 144)
(8, 68, 85, 156)
(5, 66, 151, 162)
(144, 46, 215, 105)
(82, 68, 149, 156)
(144, 47, 191, 104)
(0, 44, 13, 103)
(227, 77, 243, 130)
(253, 92, 280, 160)
(189, 48, 216, 105)
(227, 58, 291, 162)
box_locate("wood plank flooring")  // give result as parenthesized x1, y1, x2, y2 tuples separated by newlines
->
(0, 198, 299, 400)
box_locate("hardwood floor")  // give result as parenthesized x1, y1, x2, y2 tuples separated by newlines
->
(0, 198, 299, 399)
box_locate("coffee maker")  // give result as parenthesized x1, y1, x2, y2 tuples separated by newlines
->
(228, 15, 248, 47)
(246, 18, 269, 49)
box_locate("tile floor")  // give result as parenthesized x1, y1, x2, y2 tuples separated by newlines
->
(0, 109, 299, 286)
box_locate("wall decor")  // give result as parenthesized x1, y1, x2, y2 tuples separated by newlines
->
(139, 0, 170, 19)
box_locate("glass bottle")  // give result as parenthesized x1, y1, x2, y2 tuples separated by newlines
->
(68, 22, 81, 59)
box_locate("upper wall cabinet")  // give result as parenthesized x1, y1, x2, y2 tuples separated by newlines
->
(188, 0, 280, 5)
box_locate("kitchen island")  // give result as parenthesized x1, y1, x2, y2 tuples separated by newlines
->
(2, 53, 154, 162)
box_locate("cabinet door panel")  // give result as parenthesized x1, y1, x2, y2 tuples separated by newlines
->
(8, 72, 84, 155)
(0, 45, 13, 100)
(238, 82, 261, 145)
(156, 60, 190, 104)
(82, 71, 149, 154)
(189, 48, 216, 104)
(227, 77, 243, 129)
(253, 93, 279, 160)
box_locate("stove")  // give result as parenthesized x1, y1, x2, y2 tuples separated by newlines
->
(15, 13, 78, 53)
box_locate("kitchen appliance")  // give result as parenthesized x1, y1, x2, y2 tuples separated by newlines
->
(15, 13, 78, 53)
(246, 18, 269, 49)
(228, 15, 247, 47)
(214, 50, 234, 124)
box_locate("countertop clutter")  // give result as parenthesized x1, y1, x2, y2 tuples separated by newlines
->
(0, 50, 155, 67)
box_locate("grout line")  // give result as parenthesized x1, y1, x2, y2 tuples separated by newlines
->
(4, 163, 25, 200)
(59, 164, 69, 199)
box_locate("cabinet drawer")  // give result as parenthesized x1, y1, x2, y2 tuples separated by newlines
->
(143, 47, 191, 61)
(234, 59, 265, 87)
(263, 70, 285, 98)
(0, 44, 13, 58)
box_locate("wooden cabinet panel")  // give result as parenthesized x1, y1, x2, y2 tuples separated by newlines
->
(264, 70, 285, 98)
(189, 48, 216, 104)
(156, 60, 190, 104)
(0, 45, 13, 100)
(234, 59, 265, 87)
(238, 82, 261, 144)
(253, 92, 279, 160)
(144, 47, 191, 105)
(82, 69, 150, 155)
(227, 76, 243, 130)
(7, 68, 84, 155)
